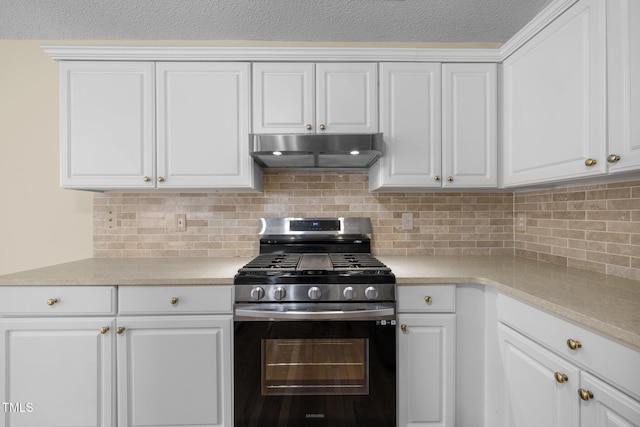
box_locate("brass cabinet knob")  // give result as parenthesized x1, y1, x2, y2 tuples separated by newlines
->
(447, 176, 454, 182)
(424, 296, 433, 304)
(567, 339, 582, 350)
(100, 327, 110, 335)
(434, 175, 441, 182)
(555, 372, 568, 383)
(116, 327, 125, 334)
(306, 124, 313, 131)
(585, 158, 597, 167)
(607, 154, 621, 164)
(319, 124, 326, 131)
(171, 297, 179, 305)
(579, 389, 594, 401)
(401, 324, 408, 333)
(47, 298, 58, 306)
(143, 176, 151, 182)
(158, 176, 165, 183)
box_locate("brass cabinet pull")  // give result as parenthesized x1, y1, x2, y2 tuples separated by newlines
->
(306, 124, 313, 131)
(143, 176, 151, 182)
(116, 327, 125, 334)
(447, 176, 454, 182)
(319, 124, 326, 131)
(585, 158, 597, 167)
(171, 297, 179, 305)
(424, 296, 433, 304)
(434, 175, 441, 182)
(47, 298, 58, 306)
(579, 389, 594, 401)
(100, 327, 110, 335)
(607, 154, 621, 164)
(401, 324, 408, 333)
(555, 372, 568, 383)
(567, 339, 582, 350)
(158, 176, 165, 183)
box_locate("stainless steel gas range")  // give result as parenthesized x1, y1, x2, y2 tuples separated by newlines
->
(233, 217, 396, 427)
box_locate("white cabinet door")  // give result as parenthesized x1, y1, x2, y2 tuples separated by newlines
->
(502, 0, 607, 186)
(607, 0, 640, 174)
(442, 63, 497, 188)
(397, 313, 456, 427)
(252, 62, 377, 135)
(370, 63, 442, 191)
(252, 63, 315, 134)
(60, 61, 155, 189)
(116, 315, 232, 427)
(316, 63, 378, 134)
(580, 372, 640, 427)
(497, 323, 580, 427)
(0, 318, 115, 427)
(157, 62, 260, 190)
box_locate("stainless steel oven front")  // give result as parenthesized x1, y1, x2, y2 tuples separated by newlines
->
(233, 303, 397, 427)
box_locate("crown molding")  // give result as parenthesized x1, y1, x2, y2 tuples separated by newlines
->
(499, 0, 579, 60)
(42, 45, 502, 62)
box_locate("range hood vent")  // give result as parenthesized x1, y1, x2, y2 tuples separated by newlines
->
(250, 133, 383, 168)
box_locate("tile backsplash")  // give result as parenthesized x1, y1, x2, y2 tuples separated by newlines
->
(93, 172, 640, 281)
(94, 171, 514, 258)
(514, 179, 640, 282)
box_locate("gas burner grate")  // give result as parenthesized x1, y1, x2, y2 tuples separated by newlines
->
(240, 253, 301, 270)
(329, 253, 389, 270)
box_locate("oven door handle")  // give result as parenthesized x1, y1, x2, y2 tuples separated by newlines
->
(234, 306, 395, 321)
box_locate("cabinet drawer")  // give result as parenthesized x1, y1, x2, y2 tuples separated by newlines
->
(497, 293, 640, 400)
(0, 286, 116, 316)
(118, 286, 232, 315)
(397, 285, 456, 312)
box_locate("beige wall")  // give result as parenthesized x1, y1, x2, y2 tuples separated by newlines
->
(0, 40, 93, 275)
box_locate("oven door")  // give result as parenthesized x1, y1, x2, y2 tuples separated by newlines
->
(234, 303, 396, 427)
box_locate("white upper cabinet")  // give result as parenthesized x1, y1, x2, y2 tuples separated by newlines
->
(60, 61, 155, 189)
(60, 61, 261, 191)
(252, 62, 378, 134)
(156, 62, 261, 190)
(252, 63, 315, 134)
(501, 0, 607, 187)
(370, 62, 442, 190)
(371, 62, 497, 191)
(442, 63, 497, 188)
(607, 0, 640, 174)
(316, 63, 378, 134)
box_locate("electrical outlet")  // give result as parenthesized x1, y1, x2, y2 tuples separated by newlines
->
(402, 212, 413, 230)
(105, 211, 115, 229)
(175, 214, 187, 231)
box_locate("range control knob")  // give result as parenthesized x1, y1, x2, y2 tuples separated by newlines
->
(343, 286, 355, 300)
(273, 287, 287, 301)
(250, 286, 265, 301)
(308, 286, 322, 300)
(365, 286, 379, 300)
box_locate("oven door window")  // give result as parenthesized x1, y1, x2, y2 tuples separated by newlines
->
(261, 338, 369, 396)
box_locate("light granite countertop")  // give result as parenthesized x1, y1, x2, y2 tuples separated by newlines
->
(1, 255, 639, 351)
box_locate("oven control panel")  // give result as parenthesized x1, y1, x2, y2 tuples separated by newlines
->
(236, 284, 395, 303)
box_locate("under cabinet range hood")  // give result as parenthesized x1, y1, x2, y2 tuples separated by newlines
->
(249, 133, 383, 168)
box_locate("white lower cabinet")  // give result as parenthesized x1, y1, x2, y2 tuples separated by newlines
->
(0, 285, 233, 427)
(498, 323, 580, 427)
(0, 286, 117, 427)
(581, 372, 640, 427)
(397, 285, 456, 427)
(497, 294, 640, 427)
(0, 317, 116, 427)
(116, 315, 232, 427)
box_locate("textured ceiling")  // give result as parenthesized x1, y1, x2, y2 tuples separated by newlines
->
(0, 0, 552, 43)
